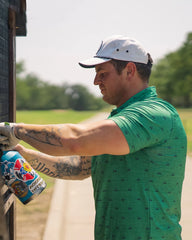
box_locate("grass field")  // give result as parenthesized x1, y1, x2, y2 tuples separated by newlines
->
(177, 108, 192, 156)
(16, 109, 98, 124)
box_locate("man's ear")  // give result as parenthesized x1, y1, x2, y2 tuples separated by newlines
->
(125, 62, 137, 77)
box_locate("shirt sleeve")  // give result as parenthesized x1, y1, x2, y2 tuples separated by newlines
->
(109, 105, 173, 153)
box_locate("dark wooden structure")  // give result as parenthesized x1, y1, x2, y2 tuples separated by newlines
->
(0, 0, 27, 239)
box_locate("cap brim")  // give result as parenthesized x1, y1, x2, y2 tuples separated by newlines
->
(79, 57, 111, 68)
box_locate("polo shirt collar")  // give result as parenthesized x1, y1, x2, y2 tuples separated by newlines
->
(110, 86, 157, 116)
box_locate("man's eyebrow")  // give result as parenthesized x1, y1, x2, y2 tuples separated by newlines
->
(95, 66, 104, 73)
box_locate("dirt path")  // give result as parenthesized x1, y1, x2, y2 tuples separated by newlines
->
(181, 156, 192, 239)
(16, 179, 55, 240)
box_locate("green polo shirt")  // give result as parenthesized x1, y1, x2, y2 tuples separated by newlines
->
(91, 87, 187, 240)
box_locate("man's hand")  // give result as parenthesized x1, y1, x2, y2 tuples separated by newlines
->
(0, 122, 20, 150)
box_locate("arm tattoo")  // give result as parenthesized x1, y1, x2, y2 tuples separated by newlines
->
(53, 156, 92, 179)
(28, 156, 60, 178)
(16, 126, 63, 147)
(36, 162, 59, 178)
(53, 156, 82, 178)
(29, 153, 91, 180)
(80, 156, 92, 177)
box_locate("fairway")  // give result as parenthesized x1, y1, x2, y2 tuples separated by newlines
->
(16, 110, 98, 124)
(177, 108, 192, 155)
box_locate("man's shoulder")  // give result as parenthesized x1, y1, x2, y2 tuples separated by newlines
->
(122, 97, 178, 116)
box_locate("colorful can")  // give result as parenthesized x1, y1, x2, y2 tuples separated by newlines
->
(0, 150, 46, 204)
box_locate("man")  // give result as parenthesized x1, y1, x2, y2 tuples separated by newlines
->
(0, 35, 187, 240)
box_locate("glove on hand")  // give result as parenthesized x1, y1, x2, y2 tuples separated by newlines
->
(0, 122, 20, 151)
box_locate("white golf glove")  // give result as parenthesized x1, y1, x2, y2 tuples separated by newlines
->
(0, 122, 20, 151)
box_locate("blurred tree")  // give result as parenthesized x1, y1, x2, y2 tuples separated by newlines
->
(16, 60, 25, 76)
(150, 32, 192, 107)
(16, 62, 107, 110)
(66, 84, 107, 111)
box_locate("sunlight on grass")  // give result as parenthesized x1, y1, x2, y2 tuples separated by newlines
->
(16, 110, 97, 124)
(177, 108, 192, 156)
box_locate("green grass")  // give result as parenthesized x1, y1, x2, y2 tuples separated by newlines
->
(177, 108, 192, 156)
(16, 110, 98, 124)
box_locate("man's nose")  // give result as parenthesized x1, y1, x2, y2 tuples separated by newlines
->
(94, 74, 100, 85)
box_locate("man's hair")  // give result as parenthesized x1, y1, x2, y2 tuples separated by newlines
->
(110, 56, 153, 82)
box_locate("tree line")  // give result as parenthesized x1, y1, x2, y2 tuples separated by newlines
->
(150, 32, 192, 107)
(16, 32, 192, 110)
(16, 63, 108, 111)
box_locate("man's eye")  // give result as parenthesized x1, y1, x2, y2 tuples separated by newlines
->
(100, 73, 105, 78)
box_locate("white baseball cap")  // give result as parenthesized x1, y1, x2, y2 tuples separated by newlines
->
(79, 35, 150, 68)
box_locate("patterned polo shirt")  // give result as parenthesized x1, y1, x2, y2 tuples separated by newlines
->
(91, 86, 187, 240)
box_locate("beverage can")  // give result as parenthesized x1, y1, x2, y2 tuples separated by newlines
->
(0, 150, 46, 204)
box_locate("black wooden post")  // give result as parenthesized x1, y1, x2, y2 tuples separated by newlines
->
(0, 1, 27, 239)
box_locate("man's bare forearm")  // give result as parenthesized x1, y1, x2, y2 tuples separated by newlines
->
(14, 119, 130, 156)
(17, 126, 63, 147)
(14, 124, 81, 156)
(21, 149, 92, 180)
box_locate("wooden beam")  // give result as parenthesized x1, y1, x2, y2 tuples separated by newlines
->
(8, 8, 16, 123)
(20, 0, 26, 12)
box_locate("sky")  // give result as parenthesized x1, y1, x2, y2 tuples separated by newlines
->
(16, 0, 192, 96)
